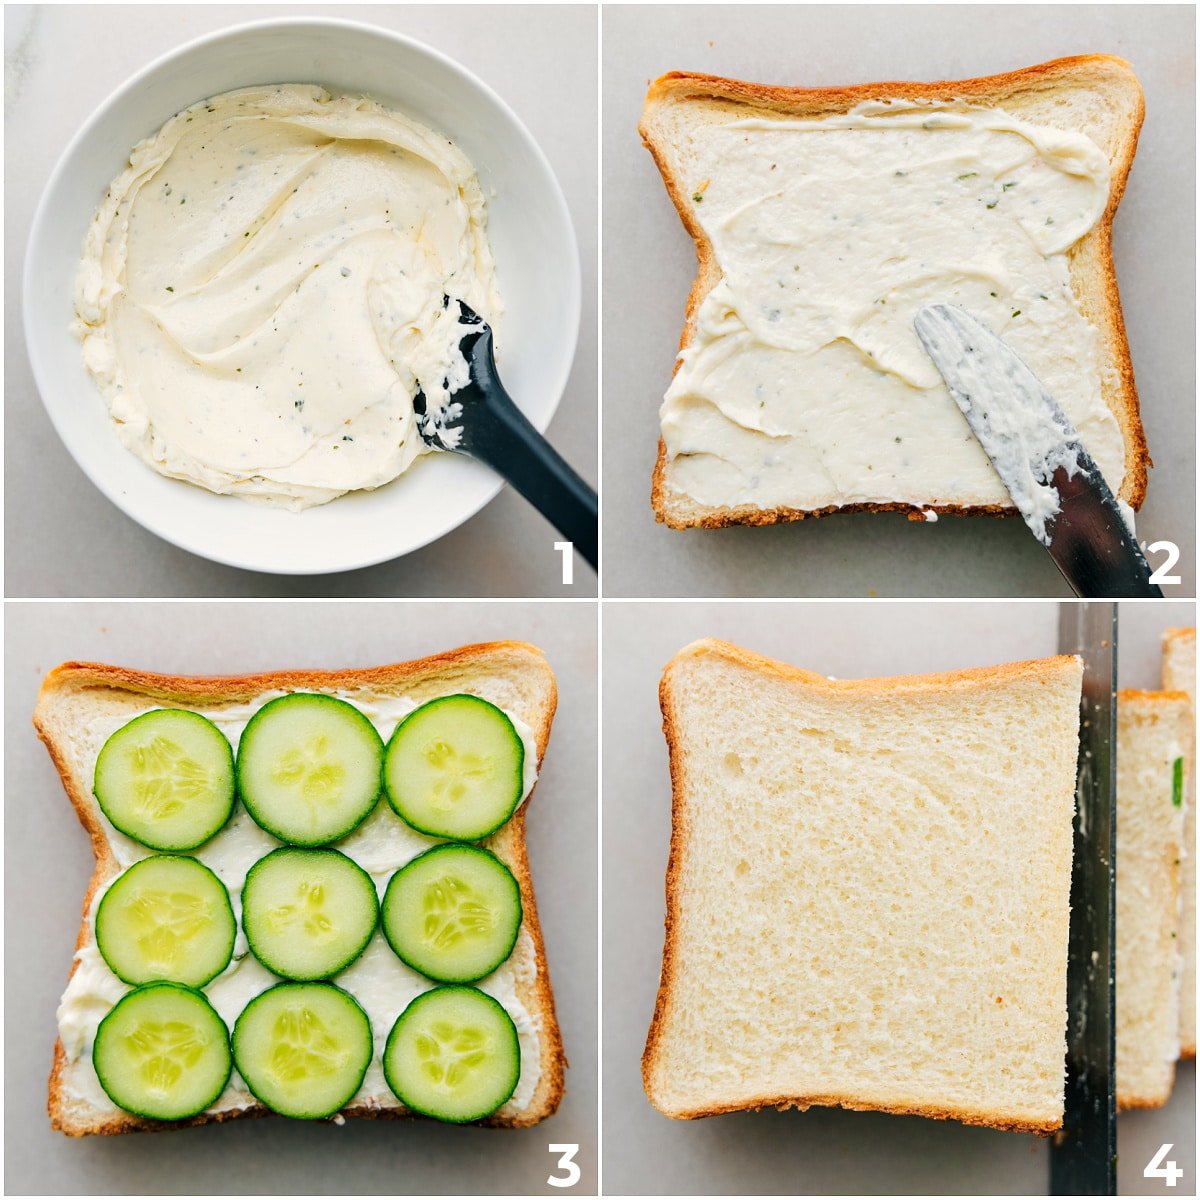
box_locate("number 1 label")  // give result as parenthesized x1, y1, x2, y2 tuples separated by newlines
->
(554, 542, 574, 586)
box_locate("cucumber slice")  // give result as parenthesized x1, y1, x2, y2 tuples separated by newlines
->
(93, 983, 232, 1120)
(94, 710, 235, 851)
(232, 982, 372, 1118)
(383, 986, 520, 1122)
(242, 847, 378, 980)
(381, 845, 522, 983)
(236, 694, 383, 846)
(383, 696, 525, 840)
(95, 856, 236, 988)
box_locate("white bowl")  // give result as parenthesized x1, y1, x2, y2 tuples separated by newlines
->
(23, 18, 580, 575)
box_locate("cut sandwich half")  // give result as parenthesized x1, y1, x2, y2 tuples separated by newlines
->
(646, 640, 1081, 1132)
(641, 56, 1148, 529)
(36, 644, 565, 1136)
(1161, 627, 1196, 1060)
(1115, 689, 1192, 1108)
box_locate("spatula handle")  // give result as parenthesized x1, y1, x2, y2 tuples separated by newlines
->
(454, 326, 596, 570)
(465, 389, 598, 571)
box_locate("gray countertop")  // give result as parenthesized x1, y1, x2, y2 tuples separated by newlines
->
(4, 4, 597, 597)
(602, 600, 1195, 1195)
(4, 602, 597, 1195)
(602, 4, 1196, 598)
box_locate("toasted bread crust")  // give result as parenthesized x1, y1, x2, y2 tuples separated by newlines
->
(641, 55, 1148, 529)
(36, 644, 565, 1136)
(644, 639, 1079, 1131)
(1116, 687, 1192, 705)
(1116, 1091, 1176, 1111)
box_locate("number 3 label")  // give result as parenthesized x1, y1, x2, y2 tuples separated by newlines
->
(547, 1143, 581, 1188)
(1145, 1142, 1183, 1187)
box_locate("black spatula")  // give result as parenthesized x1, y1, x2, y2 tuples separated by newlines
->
(414, 299, 597, 571)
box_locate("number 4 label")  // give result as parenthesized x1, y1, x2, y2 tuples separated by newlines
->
(547, 1143, 581, 1188)
(1145, 1142, 1183, 1188)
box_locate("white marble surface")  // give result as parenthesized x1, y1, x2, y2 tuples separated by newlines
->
(603, 600, 1196, 1196)
(5, 601, 597, 1194)
(4, 4, 597, 596)
(602, 5, 1196, 598)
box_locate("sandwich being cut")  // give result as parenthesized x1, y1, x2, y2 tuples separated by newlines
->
(1115, 688, 1192, 1109)
(1161, 627, 1196, 1060)
(36, 644, 565, 1135)
(640, 57, 1147, 529)
(645, 639, 1082, 1132)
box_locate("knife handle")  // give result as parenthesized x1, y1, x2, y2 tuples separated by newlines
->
(1050, 468, 1163, 598)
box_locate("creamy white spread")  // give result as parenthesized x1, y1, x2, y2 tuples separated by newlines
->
(74, 85, 501, 509)
(57, 691, 542, 1120)
(659, 100, 1126, 513)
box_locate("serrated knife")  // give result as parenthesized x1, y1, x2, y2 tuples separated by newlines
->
(914, 304, 1161, 598)
(1050, 602, 1117, 1196)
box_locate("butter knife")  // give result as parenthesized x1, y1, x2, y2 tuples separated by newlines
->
(913, 304, 1161, 598)
(1051, 602, 1117, 1196)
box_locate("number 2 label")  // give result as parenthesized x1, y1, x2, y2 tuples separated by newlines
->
(1146, 540, 1181, 586)
(547, 1142, 581, 1188)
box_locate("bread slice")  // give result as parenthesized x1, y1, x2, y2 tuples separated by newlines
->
(645, 640, 1081, 1132)
(1161, 627, 1196, 1059)
(641, 56, 1147, 529)
(35, 644, 565, 1136)
(1115, 689, 1191, 1108)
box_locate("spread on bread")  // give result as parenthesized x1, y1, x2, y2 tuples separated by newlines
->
(1115, 689, 1192, 1109)
(57, 689, 542, 1124)
(658, 99, 1126, 516)
(74, 85, 501, 509)
(1162, 627, 1197, 1059)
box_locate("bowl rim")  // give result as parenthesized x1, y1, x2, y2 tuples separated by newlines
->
(22, 14, 582, 576)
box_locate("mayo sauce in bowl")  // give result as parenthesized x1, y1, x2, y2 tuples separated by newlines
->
(76, 85, 503, 511)
(25, 19, 580, 572)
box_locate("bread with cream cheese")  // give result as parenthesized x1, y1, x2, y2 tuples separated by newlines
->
(1161, 627, 1196, 1059)
(641, 56, 1148, 529)
(1115, 688, 1191, 1108)
(645, 639, 1081, 1131)
(36, 645, 565, 1136)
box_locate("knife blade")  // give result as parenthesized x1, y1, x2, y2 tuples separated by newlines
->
(1050, 602, 1117, 1196)
(913, 304, 1161, 598)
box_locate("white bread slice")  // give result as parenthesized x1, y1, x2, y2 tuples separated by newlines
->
(1115, 689, 1191, 1109)
(645, 640, 1081, 1132)
(640, 56, 1148, 529)
(1161, 627, 1196, 1059)
(35, 645, 565, 1136)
